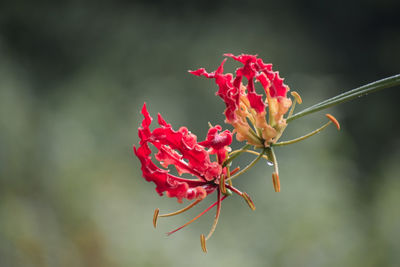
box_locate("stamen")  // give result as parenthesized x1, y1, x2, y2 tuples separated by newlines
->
(221, 167, 233, 195)
(220, 174, 227, 195)
(200, 234, 207, 253)
(325, 114, 340, 130)
(223, 144, 252, 167)
(225, 185, 256, 210)
(229, 167, 240, 176)
(234, 149, 271, 162)
(204, 190, 222, 241)
(242, 192, 256, 210)
(287, 91, 302, 118)
(166, 195, 228, 236)
(273, 120, 333, 146)
(159, 197, 204, 218)
(265, 147, 280, 192)
(153, 208, 160, 228)
(272, 172, 280, 192)
(291, 91, 302, 104)
(227, 149, 266, 181)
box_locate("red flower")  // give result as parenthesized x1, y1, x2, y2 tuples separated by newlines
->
(134, 103, 254, 252)
(134, 103, 233, 202)
(190, 54, 293, 146)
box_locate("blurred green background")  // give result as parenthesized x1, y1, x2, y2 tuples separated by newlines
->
(1, 1, 399, 266)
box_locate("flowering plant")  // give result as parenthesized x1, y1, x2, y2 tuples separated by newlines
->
(134, 54, 400, 252)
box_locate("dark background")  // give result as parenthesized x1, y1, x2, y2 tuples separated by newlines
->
(0, 1, 399, 266)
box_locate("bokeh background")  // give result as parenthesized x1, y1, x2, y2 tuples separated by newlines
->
(1, 1, 400, 266)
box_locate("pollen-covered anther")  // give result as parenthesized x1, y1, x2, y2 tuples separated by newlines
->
(242, 192, 256, 211)
(153, 208, 160, 228)
(200, 234, 207, 253)
(291, 91, 302, 104)
(272, 172, 280, 192)
(325, 114, 340, 130)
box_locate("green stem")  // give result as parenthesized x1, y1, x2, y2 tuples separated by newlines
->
(227, 149, 266, 181)
(287, 74, 400, 122)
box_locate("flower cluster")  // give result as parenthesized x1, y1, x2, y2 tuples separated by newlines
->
(134, 54, 339, 252)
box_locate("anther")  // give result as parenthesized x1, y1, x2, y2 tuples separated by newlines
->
(220, 174, 227, 195)
(242, 192, 256, 211)
(200, 234, 207, 253)
(291, 91, 303, 104)
(325, 114, 340, 130)
(153, 208, 160, 228)
(272, 172, 280, 192)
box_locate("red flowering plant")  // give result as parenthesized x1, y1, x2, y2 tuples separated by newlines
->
(134, 53, 400, 253)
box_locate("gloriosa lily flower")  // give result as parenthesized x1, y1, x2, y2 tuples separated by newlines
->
(134, 103, 255, 252)
(190, 53, 339, 193)
(190, 53, 295, 147)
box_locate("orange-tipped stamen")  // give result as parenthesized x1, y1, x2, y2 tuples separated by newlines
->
(325, 114, 340, 130)
(153, 208, 160, 228)
(242, 192, 256, 210)
(159, 197, 204, 218)
(200, 234, 207, 253)
(273, 120, 334, 147)
(205, 190, 222, 241)
(166, 195, 228, 236)
(272, 172, 280, 192)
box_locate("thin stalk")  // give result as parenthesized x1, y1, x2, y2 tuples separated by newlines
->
(273, 121, 332, 146)
(223, 144, 251, 167)
(287, 74, 400, 122)
(265, 147, 278, 175)
(238, 149, 270, 161)
(227, 149, 266, 181)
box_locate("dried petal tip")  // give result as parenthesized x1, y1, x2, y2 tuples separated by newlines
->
(242, 192, 256, 211)
(325, 114, 340, 130)
(153, 208, 160, 228)
(291, 91, 302, 104)
(272, 172, 280, 192)
(200, 234, 207, 253)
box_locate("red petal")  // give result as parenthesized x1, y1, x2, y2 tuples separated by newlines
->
(225, 54, 266, 113)
(199, 125, 232, 164)
(134, 104, 221, 202)
(190, 59, 240, 122)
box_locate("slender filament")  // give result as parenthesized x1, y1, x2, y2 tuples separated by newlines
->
(166, 195, 228, 236)
(227, 149, 266, 181)
(205, 190, 222, 240)
(159, 197, 204, 218)
(273, 121, 332, 146)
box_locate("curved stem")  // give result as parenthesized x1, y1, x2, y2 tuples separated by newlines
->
(227, 149, 266, 181)
(287, 74, 400, 122)
(273, 121, 332, 146)
(236, 149, 271, 161)
(223, 144, 251, 167)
